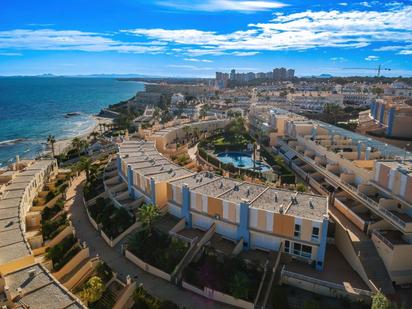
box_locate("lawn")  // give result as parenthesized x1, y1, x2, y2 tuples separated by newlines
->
(127, 230, 188, 274)
(183, 254, 262, 302)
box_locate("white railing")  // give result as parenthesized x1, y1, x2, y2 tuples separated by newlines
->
(281, 267, 373, 297)
(280, 139, 407, 231)
(372, 230, 394, 250)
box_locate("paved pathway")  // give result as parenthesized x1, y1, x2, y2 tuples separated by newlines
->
(66, 175, 232, 309)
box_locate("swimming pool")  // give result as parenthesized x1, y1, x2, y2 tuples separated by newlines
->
(216, 152, 272, 172)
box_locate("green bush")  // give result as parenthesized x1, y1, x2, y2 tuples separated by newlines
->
(45, 235, 80, 270)
(128, 230, 187, 273)
(45, 190, 57, 202)
(183, 255, 261, 302)
(132, 286, 179, 309)
(42, 214, 68, 240)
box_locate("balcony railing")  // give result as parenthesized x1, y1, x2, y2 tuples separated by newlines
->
(281, 266, 373, 297)
(279, 139, 407, 231)
(372, 230, 394, 250)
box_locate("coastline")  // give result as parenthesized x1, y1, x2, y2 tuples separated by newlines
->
(52, 116, 113, 156)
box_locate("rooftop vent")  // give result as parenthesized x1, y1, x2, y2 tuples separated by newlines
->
(234, 185, 239, 191)
(220, 181, 224, 189)
(309, 198, 314, 209)
(279, 204, 284, 214)
(28, 269, 36, 278)
(246, 189, 250, 196)
(274, 193, 278, 203)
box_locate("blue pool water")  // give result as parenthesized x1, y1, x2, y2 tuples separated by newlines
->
(216, 152, 271, 172)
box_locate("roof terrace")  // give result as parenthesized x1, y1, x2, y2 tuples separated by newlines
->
(192, 177, 241, 197)
(169, 172, 218, 189)
(218, 182, 266, 204)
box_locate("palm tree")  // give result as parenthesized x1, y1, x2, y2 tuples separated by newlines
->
(72, 137, 83, 158)
(77, 156, 92, 181)
(90, 131, 99, 142)
(47, 135, 56, 158)
(137, 204, 160, 236)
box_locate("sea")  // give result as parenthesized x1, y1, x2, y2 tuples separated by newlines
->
(0, 77, 144, 167)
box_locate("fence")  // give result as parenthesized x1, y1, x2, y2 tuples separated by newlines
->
(125, 250, 171, 281)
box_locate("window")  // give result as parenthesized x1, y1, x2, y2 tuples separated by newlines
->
(294, 224, 301, 238)
(285, 240, 290, 253)
(312, 227, 319, 241)
(293, 243, 312, 259)
(302, 245, 312, 259)
(293, 243, 301, 255)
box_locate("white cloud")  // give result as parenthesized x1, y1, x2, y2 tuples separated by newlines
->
(167, 64, 214, 70)
(365, 55, 379, 61)
(338, 2, 348, 6)
(232, 51, 260, 56)
(359, 2, 371, 7)
(330, 57, 347, 62)
(0, 29, 165, 54)
(156, 0, 288, 12)
(399, 50, 412, 55)
(0, 52, 22, 56)
(184, 58, 213, 62)
(123, 6, 412, 55)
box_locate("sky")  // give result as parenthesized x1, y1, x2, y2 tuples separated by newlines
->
(0, 0, 412, 77)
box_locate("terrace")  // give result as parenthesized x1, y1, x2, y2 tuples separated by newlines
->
(192, 177, 241, 197)
(168, 172, 218, 189)
(218, 182, 266, 204)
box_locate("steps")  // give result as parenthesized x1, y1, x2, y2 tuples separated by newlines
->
(330, 206, 395, 295)
(352, 240, 395, 295)
(255, 250, 280, 309)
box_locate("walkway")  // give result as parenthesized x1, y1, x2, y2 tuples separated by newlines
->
(187, 143, 198, 161)
(65, 175, 232, 308)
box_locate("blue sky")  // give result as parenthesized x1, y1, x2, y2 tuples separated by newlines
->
(0, 0, 411, 77)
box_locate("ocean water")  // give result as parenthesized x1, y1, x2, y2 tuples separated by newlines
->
(0, 77, 144, 166)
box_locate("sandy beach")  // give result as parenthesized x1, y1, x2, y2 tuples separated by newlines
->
(52, 116, 113, 156)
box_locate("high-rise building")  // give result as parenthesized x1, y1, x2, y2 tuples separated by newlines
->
(287, 69, 295, 80)
(230, 69, 236, 81)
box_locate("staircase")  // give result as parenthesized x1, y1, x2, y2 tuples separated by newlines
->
(330, 206, 395, 295)
(352, 240, 395, 295)
(171, 224, 216, 285)
(255, 250, 281, 309)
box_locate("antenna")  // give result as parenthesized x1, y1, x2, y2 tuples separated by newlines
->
(343, 64, 391, 77)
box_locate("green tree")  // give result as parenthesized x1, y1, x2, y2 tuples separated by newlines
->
(137, 204, 160, 235)
(47, 135, 56, 158)
(371, 292, 393, 309)
(77, 156, 93, 181)
(229, 272, 250, 300)
(79, 276, 105, 304)
(71, 137, 83, 158)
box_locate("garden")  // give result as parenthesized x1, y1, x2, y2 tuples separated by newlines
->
(45, 235, 81, 271)
(88, 197, 135, 239)
(42, 212, 69, 241)
(75, 262, 116, 309)
(132, 285, 179, 309)
(182, 253, 262, 302)
(127, 229, 188, 274)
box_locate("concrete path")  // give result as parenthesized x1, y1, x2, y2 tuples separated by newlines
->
(66, 175, 232, 309)
(188, 143, 198, 161)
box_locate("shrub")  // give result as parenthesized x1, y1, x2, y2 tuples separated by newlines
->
(42, 214, 68, 240)
(45, 190, 57, 202)
(79, 276, 105, 304)
(371, 293, 393, 309)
